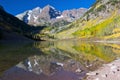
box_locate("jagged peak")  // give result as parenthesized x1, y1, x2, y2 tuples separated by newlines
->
(32, 7, 42, 13)
(43, 4, 55, 10)
(32, 7, 41, 10)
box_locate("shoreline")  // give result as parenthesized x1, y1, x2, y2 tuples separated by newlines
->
(86, 59, 120, 80)
(94, 40, 120, 44)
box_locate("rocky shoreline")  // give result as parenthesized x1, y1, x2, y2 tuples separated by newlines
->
(86, 59, 120, 80)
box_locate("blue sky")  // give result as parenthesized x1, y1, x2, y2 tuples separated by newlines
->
(0, 0, 96, 15)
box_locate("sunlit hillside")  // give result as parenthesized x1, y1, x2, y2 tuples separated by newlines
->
(56, 0, 120, 40)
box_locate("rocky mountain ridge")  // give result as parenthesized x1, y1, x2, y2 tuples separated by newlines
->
(16, 5, 87, 27)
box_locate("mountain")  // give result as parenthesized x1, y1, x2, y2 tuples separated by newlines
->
(62, 8, 87, 21)
(0, 5, 3, 10)
(16, 5, 87, 27)
(55, 0, 120, 40)
(0, 6, 38, 41)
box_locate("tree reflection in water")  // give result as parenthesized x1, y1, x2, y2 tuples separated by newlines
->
(1, 40, 120, 80)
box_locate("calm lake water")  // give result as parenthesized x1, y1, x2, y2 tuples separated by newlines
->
(0, 40, 120, 80)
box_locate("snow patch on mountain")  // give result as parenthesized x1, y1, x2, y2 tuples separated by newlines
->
(56, 15, 64, 19)
(27, 10, 32, 21)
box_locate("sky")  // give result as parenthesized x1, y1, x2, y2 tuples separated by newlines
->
(0, 0, 96, 15)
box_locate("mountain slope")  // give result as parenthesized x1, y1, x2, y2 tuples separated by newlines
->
(56, 0, 120, 40)
(0, 6, 36, 41)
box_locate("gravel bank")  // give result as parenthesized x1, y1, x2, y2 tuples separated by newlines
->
(86, 59, 120, 80)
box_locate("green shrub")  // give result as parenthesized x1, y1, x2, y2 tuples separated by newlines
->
(96, 5, 106, 12)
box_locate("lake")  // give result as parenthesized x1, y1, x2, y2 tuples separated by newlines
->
(0, 40, 120, 80)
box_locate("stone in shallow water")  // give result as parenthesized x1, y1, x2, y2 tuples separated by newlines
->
(86, 72, 96, 76)
(75, 68, 82, 73)
(56, 62, 64, 67)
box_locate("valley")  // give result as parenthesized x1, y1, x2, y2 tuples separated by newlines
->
(1, 0, 120, 80)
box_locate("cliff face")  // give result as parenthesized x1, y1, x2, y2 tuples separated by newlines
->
(56, 0, 120, 40)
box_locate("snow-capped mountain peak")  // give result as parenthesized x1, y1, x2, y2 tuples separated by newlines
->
(32, 7, 42, 13)
(43, 4, 55, 10)
(16, 5, 87, 26)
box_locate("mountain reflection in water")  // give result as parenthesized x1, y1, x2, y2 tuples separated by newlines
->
(0, 40, 120, 80)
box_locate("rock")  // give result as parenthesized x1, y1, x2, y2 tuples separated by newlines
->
(75, 68, 82, 73)
(56, 62, 64, 66)
(95, 78, 99, 80)
(111, 66, 117, 70)
(86, 72, 96, 76)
